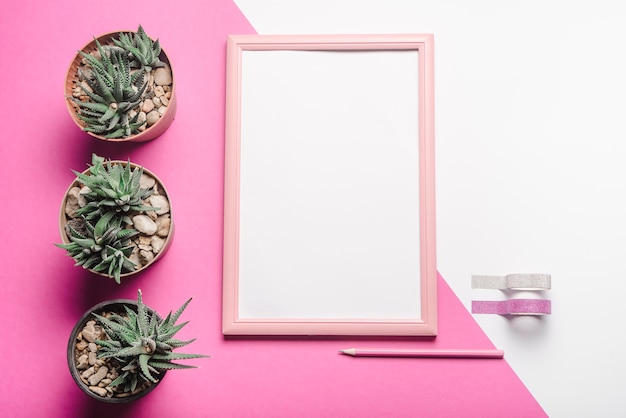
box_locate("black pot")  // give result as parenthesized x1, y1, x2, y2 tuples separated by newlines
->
(67, 299, 166, 403)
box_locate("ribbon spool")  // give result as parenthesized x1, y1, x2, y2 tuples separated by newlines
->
(471, 299, 551, 316)
(471, 274, 551, 291)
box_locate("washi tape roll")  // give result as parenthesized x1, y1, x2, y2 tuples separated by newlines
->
(471, 299, 551, 315)
(471, 274, 551, 290)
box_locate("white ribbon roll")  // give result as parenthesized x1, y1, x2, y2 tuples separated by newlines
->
(471, 274, 551, 290)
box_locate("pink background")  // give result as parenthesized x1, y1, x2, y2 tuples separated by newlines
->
(0, 1, 546, 416)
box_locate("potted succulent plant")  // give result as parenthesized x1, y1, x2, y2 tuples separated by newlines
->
(57, 154, 173, 283)
(65, 25, 176, 142)
(68, 290, 208, 402)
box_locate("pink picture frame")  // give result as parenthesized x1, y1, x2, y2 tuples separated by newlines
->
(223, 34, 437, 336)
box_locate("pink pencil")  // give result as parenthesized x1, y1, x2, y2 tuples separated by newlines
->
(339, 348, 504, 359)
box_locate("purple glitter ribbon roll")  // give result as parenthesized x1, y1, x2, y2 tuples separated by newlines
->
(471, 299, 551, 315)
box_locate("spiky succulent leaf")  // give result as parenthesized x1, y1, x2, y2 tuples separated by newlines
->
(112, 25, 165, 71)
(56, 215, 138, 283)
(147, 362, 197, 371)
(136, 288, 150, 338)
(138, 353, 158, 382)
(162, 338, 197, 349)
(164, 296, 192, 327)
(123, 305, 138, 324)
(95, 339, 122, 350)
(81, 257, 100, 270)
(71, 97, 111, 113)
(129, 376, 139, 392)
(155, 341, 174, 352)
(108, 373, 128, 388)
(93, 313, 137, 346)
(152, 352, 207, 361)
(157, 321, 189, 342)
(85, 241, 136, 284)
(74, 154, 157, 222)
(71, 45, 147, 138)
(94, 210, 116, 237)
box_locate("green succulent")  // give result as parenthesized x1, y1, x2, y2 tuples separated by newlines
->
(70, 38, 148, 138)
(93, 290, 208, 392)
(56, 211, 138, 284)
(112, 25, 165, 72)
(74, 154, 158, 225)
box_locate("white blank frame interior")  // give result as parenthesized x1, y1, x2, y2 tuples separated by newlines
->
(223, 34, 437, 336)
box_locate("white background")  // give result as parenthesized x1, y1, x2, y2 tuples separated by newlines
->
(234, 1, 626, 417)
